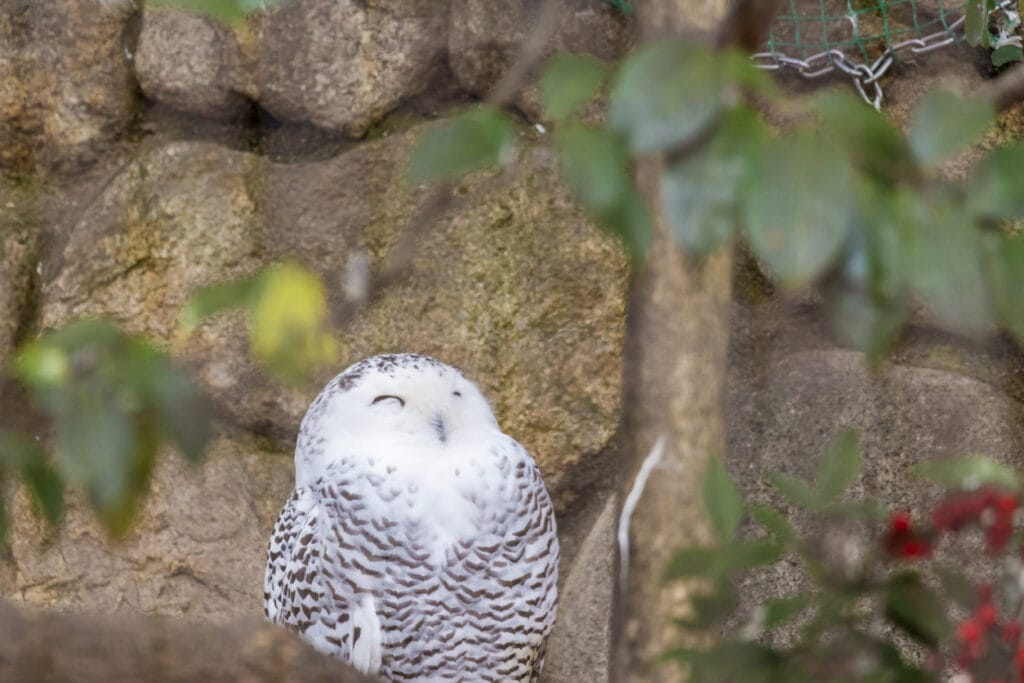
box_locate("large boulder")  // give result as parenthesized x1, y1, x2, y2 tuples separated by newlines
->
(0, 0, 136, 175)
(135, 9, 252, 122)
(448, 0, 633, 118)
(6, 437, 292, 620)
(37, 123, 629, 502)
(0, 187, 37, 366)
(250, 0, 449, 136)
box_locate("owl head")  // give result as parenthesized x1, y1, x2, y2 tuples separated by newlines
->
(295, 354, 500, 485)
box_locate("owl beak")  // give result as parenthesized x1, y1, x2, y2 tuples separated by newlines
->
(431, 414, 447, 444)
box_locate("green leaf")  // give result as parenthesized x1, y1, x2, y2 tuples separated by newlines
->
(935, 566, 975, 610)
(22, 458, 64, 526)
(135, 356, 212, 463)
(916, 454, 1019, 490)
(986, 232, 1024, 342)
(677, 586, 739, 629)
(0, 429, 64, 525)
(813, 91, 912, 182)
(992, 44, 1024, 67)
(539, 53, 607, 120)
(609, 42, 725, 153)
(885, 571, 950, 646)
(702, 457, 743, 541)
(763, 594, 812, 630)
(666, 541, 782, 581)
(178, 272, 262, 337)
(965, 0, 995, 47)
(907, 197, 992, 333)
(815, 428, 861, 502)
(767, 471, 820, 509)
(967, 143, 1024, 219)
(554, 123, 653, 260)
(145, 0, 245, 26)
(908, 89, 993, 167)
(56, 391, 153, 536)
(251, 262, 337, 380)
(742, 130, 854, 287)
(826, 286, 906, 361)
(661, 108, 766, 255)
(406, 106, 515, 185)
(749, 503, 795, 542)
(665, 546, 718, 578)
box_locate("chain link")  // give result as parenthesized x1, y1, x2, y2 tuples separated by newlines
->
(752, 0, 1014, 109)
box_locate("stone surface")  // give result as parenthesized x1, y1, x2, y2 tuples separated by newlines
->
(135, 9, 252, 121)
(260, 125, 629, 492)
(250, 0, 448, 136)
(6, 437, 292, 620)
(724, 302, 1024, 640)
(0, 0, 136, 175)
(37, 125, 629, 501)
(545, 493, 616, 683)
(448, 0, 632, 118)
(0, 185, 38, 366)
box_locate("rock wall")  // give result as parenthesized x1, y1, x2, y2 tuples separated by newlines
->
(0, 2, 634, 681)
(2, 1, 1024, 682)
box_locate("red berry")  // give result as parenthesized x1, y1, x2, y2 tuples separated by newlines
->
(1003, 620, 1022, 644)
(958, 619, 983, 645)
(890, 511, 911, 534)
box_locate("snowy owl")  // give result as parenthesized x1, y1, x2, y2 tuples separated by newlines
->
(263, 354, 559, 681)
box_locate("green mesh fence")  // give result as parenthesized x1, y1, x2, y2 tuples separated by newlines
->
(764, 0, 967, 61)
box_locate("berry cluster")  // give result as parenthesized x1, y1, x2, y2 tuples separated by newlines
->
(883, 487, 1023, 682)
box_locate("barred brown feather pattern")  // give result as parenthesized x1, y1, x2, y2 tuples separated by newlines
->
(264, 440, 558, 682)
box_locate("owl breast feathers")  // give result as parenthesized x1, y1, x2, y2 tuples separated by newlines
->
(263, 354, 559, 682)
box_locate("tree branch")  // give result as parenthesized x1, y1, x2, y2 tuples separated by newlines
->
(0, 601, 374, 683)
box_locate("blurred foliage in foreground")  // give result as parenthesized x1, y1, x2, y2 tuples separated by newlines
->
(407, 42, 1024, 361)
(672, 432, 1024, 682)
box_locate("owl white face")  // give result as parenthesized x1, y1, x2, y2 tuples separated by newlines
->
(295, 355, 501, 485)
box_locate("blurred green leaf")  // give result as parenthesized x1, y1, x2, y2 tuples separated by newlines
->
(749, 503, 795, 542)
(661, 107, 766, 255)
(986, 232, 1024, 342)
(554, 123, 653, 259)
(406, 106, 515, 185)
(767, 471, 820, 509)
(813, 91, 912, 182)
(57, 391, 153, 536)
(827, 286, 906, 361)
(763, 594, 812, 630)
(677, 586, 739, 630)
(967, 144, 1024, 219)
(15, 320, 212, 535)
(133, 354, 212, 462)
(665, 546, 718, 578)
(179, 272, 262, 337)
(934, 566, 975, 611)
(146, 0, 291, 26)
(907, 198, 992, 333)
(14, 344, 69, 389)
(702, 456, 743, 541)
(908, 90, 993, 167)
(965, 0, 995, 46)
(22, 458, 64, 526)
(539, 52, 607, 120)
(0, 430, 64, 526)
(916, 454, 1019, 490)
(251, 262, 337, 380)
(885, 571, 950, 646)
(992, 44, 1024, 66)
(742, 130, 854, 287)
(663, 642, 800, 683)
(667, 541, 782, 582)
(609, 42, 724, 153)
(815, 429, 861, 502)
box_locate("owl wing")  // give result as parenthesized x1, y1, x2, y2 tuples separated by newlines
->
(263, 484, 383, 675)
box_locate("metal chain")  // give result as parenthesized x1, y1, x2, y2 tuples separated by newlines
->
(752, 0, 1015, 109)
